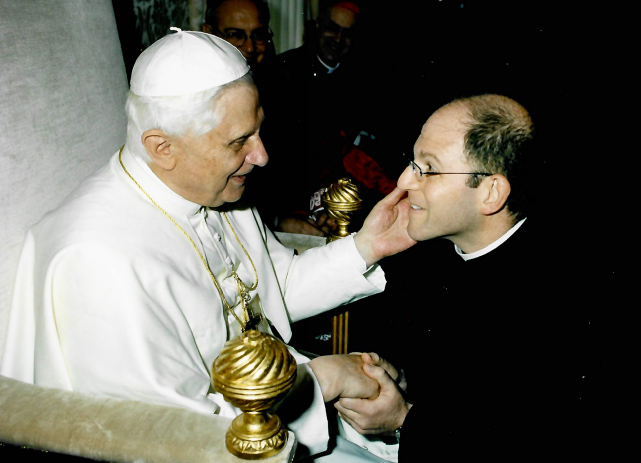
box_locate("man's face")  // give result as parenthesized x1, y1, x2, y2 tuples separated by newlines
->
(214, 0, 268, 67)
(167, 84, 267, 208)
(317, 6, 358, 67)
(397, 104, 487, 251)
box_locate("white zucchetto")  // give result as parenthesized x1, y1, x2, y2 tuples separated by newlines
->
(130, 27, 250, 97)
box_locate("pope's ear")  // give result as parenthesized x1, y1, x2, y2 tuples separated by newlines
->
(480, 174, 510, 215)
(142, 129, 176, 170)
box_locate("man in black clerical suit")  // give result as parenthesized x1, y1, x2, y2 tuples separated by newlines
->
(333, 93, 612, 460)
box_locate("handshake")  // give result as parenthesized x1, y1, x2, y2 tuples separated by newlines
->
(308, 352, 412, 437)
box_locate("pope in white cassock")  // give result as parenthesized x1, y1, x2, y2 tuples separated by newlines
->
(1, 29, 415, 462)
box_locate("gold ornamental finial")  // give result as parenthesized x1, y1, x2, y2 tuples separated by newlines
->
(321, 178, 363, 243)
(212, 330, 297, 460)
(321, 178, 363, 354)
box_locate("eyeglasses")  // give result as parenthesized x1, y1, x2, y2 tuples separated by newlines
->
(318, 20, 355, 40)
(403, 153, 492, 180)
(217, 27, 273, 47)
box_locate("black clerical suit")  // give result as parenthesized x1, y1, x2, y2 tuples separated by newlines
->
(388, 218, 610, 460)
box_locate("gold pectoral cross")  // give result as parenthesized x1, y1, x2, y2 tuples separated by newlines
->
(234, 273, 263, 332)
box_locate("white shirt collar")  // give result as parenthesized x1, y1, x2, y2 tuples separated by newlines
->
(317, 55, 340, 73)
(455, 218, 527, 261)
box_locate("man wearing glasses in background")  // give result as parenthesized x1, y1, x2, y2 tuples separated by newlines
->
(201, 0, 286, 123)
(202, 0, 274, 68)
(332, 94, 608, 460)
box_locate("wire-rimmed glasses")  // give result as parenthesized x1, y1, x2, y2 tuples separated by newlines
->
(403, 153, 492, 180)
(216, 27, 273, 47)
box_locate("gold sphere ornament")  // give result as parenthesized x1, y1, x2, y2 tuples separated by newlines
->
(212, 330, 297, 459)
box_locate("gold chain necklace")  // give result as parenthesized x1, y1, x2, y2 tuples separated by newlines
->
(118, 147, 262, 338)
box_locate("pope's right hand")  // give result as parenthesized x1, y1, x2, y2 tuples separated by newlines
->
(308, 354, 380, 402)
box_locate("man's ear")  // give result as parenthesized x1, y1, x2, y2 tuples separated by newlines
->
(202, 23, 212, 34)
(142, 129, 176, 170)
(480, 174, 511, 215)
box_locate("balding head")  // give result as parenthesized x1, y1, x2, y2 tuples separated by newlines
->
(448, 94, 535, 220)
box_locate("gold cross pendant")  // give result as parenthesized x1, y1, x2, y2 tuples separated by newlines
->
(242, 310, 263, 332)
(239, 291, 262, 332)
(235, 273, 262, 332)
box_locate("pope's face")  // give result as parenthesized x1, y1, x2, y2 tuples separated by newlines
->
(397, 104, 487, 251)
(168, 83, 267, 207)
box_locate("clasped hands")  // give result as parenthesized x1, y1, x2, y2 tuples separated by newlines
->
(308, 352, 411, 437)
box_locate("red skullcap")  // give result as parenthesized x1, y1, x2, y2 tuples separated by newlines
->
(332, 1, 360, 14)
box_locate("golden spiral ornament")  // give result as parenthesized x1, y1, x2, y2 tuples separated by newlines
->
(212, 330, 297, 459)
(321, 178, 363, 243)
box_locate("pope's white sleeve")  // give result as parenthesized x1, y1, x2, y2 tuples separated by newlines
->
(273, 351, 331, 456)
(268, 231, 386, 323)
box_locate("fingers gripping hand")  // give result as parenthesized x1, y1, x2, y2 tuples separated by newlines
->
(335, 363, 411, 436)
(360, 352, 408, 393)
(308, 354, 380, 403)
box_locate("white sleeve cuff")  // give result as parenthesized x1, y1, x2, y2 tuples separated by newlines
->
(338, 415, 399, 462)
(272, 360, 330, 457)
(341, 234, 386, 290)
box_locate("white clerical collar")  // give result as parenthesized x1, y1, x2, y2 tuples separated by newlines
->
(455, 218, 527, 261)
(120, 145, 202, 218)
(317, 55, 340, 73)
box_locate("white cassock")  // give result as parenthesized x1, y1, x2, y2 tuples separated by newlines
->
(1, 147, 398, 461)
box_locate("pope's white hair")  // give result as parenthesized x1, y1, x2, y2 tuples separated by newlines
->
(124, 73, 254, 162)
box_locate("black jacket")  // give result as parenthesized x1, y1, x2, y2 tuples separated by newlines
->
(389, 218, 614, 460)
